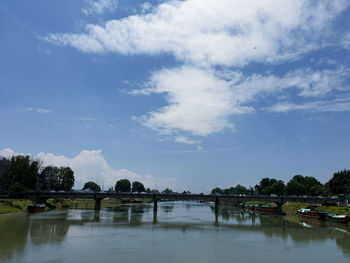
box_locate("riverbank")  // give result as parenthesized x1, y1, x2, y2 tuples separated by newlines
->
(0, 199, 35, 214)
(0, 198, 145, 214)
(243, 201, 350, 216)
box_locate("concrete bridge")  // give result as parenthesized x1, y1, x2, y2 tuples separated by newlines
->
(1, 192, 347, 215)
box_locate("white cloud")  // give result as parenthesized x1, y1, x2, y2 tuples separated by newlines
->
(266, 99, 350, 113)
(82, 0, 118, 16)
(42, 0, 350, 137)
(174, 136, 199, 144)
(46, 0, 347, 66)
(0, 148, 178, 191)
(134, 66, 253, 136)
(26, 107, 51, 114)
(341, 32, 350, 49)
(132, 66, 348, 136)
(74, 117, 96, 121)
(0, 148, 30, 158)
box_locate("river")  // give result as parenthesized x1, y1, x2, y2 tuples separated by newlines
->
(0, 201, 349, 263)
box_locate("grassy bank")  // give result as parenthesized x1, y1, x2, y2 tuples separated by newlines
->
(243, 201, 350, 216)
(0, 198, 149, 214)
(47, 198, 127, 210)
(281, 202, 350, 216)
(0, 199, 35, 214)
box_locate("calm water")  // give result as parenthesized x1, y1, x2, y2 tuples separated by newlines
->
(0, 201, 349, 263)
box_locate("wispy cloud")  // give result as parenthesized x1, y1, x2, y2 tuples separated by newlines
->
(341, 32, 350, 49)
(74, 117, 96, 121)
(25, 107, 51, 114)
(174, 136, 200, 144)
(266, 99, 350, 113)
(132, 66, 348, 136)
(162, 146, 238, 154)
(81, 0, 117, 16)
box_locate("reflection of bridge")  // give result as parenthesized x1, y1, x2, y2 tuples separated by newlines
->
(2, 192, 347, 214)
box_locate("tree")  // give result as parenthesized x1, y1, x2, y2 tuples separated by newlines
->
(161, 188, 173, 194)
(83, 181, 101, 192)
(327, 170, 350, 195)
(0, 157, 11, 193)
(285, 175, 325, 196)
(270, 180, 285, 195)
(211, 187, 223, 195)
(8, 155, 40, 195)
(115, 179, 131, 192)
(38, 166, 74, 191)
(132, 181, 145, 192)
(59, 167, 74, 191)
(39, 166, 60, 191)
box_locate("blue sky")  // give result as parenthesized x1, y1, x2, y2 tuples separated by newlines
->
(1, 0, 350, 192)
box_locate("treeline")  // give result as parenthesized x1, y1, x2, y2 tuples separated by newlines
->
(83, 178, 177, 194)
(0, 155, 74, 195)
(211, 170, 350, 196)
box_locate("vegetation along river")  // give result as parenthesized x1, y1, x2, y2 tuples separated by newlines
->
(0, 201, 349, 263)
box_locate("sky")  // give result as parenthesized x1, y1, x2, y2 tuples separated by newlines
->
(1, 0, 350, 193)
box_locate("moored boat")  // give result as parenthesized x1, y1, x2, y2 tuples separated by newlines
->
(325, 214, 350, 224)
(255, 205, 278, 214)
(27, 204, 46, 213)
(297, 208, 324, 219)
(121, 198, 131, 204)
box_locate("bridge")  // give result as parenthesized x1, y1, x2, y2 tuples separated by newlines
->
(1, 192, 347, 215)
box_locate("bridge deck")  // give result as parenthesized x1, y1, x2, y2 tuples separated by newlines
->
(1, 192, 344, 206)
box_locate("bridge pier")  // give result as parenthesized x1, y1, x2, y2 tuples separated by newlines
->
(153, 198, 158, 212)
(276, 201, 284, 215)
(94, 198, 103, 211)
(215, 196, 219, 216)
(153, 210, 158, 224)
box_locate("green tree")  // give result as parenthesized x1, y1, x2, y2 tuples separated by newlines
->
(132, 181, 145, 192)
(327, 170, 350, 195)
(161, 188, 173, 194)
(8, 155, 40, 195)
(83, 181, 101, 192)
(255, 178, 276, 195)
(0, 157, 11, 193)
(286, 175, 324, 196)
(270, 180, 285, 195)
(39, 166, 74, 191)
(59, 167, 75, 191)
(211, 187, 223, 195)
(39, 166, 60, 191)
(115, 179, 131, 192)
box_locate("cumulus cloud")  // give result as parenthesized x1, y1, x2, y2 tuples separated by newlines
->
(131, 66, 348, 136)
(0, 148, 177, 191)
(82, 0, 118, 16)
(43, 0, 350, 138)
(46, 0, 347, 66)
(0, 148, 30, 158)
(133, 66, 252, 136)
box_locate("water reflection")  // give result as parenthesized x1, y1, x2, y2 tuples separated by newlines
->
(0, 214, 29, 261)
(0, 202, 350, 262)
(29, 211, 70, 245)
